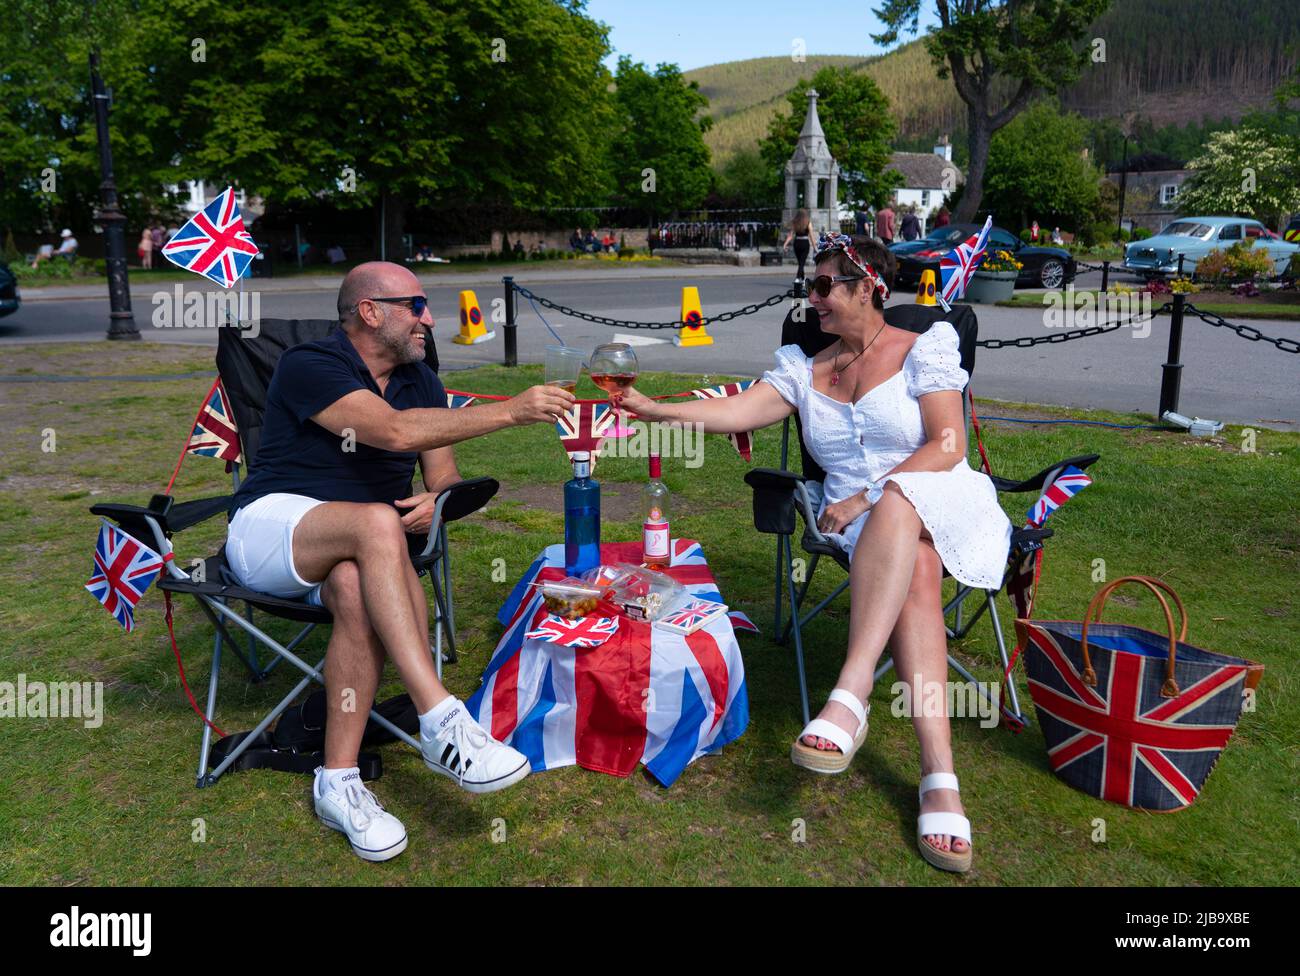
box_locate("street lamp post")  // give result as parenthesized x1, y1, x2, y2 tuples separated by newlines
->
(90, 51, 138, 340)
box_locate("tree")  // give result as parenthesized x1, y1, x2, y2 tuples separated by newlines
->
(1174, 127, 1300, 228)
(608, 57, 713, 213)
(873, 0, 1111, 222)
(711, 148, 779, 207)
(982, 100, 1100, 230)
(758, 66, 898, 207)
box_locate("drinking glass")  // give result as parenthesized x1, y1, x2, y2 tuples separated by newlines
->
(588, 341, 638, 437)
(544, 344, 585, 395)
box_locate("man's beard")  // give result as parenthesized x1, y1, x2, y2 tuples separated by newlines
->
(377, 320, 423, 364)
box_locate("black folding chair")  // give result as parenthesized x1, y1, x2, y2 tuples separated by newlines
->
(745, 301, 1099, 728)
(91, 319, 498, 787)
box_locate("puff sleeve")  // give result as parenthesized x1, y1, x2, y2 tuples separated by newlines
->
(760, 344, 810, 408)
(904, 321, 968, 397)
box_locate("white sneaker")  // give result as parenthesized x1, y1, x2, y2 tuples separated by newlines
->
(313, 769, 408, 862)
(421, 699, 530, 794)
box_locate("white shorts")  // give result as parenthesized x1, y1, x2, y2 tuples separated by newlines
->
(227, 493, 327, 606)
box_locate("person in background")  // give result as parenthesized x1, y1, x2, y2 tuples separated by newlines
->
(1051, 226, 1064, 245)
(899, 207, 921, 242)
(150, 224, 164, 252)
(855, 208, 870, 236)
(31, 229, 79, 269)
(933, 207, 950, 229)
(569, 229, 582, 252)
(165, 224, 180, 243)
(583, 229, 599, 253)
(875, 203, 896, 246)
(138, 228, 154, 269)
(722, 225, 737, 251)
(782, 208, 813, 281)
(601, 229, 617, 253)
(326, 243, 347, 265)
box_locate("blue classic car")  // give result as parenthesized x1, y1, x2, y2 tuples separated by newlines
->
(1123, 216, 1298, 278)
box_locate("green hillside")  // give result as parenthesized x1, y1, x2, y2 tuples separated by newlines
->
(687, 0, 1300, 164)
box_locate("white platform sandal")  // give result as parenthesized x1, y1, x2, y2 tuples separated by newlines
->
(790, 688, 870, 774)
(917, 772, 972, 873)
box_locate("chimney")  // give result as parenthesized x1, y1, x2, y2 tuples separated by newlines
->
(933, 135, 952, 162)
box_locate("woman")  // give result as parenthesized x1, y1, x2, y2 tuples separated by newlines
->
(137, 228, 154, 269)
(782, 208, 812, 281)
(619, 233, 1011, 873)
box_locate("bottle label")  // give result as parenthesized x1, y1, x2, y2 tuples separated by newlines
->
(643, 520, 669, 559)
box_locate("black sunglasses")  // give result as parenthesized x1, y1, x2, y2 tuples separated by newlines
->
(367, 295, 429, 317)
(809, 274, 861, 298)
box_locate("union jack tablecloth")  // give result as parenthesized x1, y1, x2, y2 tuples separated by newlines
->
(467, 539, 756, 786)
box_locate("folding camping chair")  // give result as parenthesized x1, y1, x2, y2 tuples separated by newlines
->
(90, 319, 498, 787)
(745, 301, 1099, 728)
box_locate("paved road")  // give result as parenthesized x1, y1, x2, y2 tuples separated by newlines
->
(3, 264, 1296, 428)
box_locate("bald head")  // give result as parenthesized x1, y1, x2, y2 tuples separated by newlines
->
(337, 261, 421, 328)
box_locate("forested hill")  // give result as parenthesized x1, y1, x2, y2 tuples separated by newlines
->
(687, 0, 1300, 162)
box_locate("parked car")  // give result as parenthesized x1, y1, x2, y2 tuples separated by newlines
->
(1283, 215, 1300, 243)
(1123, 216, 1299, 278)
(0, 261, 20, 318)
(889, 223, 1076, 290)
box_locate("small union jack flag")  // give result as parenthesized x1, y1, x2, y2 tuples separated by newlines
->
(447, 393, 477, 409)
(85, 521, 166, 632)
(1019, 620, 1254, 810)
(525, 613, 621, 648)
(1027, 465, 1092, 527)
(939, 215, 993, 303)
(161, 187, 260, 289)
(660, 598, 727, 632)
(187, 378, 242, 469)
(690, 380, 755, 461)
(555, 401, 615, 470)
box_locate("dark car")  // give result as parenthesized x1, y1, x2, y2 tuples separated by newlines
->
(890, 223, 1076, 290)
(0, 261, 20, 318)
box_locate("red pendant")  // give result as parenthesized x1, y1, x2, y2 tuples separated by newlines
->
(830, 373, 840, 386)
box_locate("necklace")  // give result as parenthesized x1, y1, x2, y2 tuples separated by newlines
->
(830, 322, 887, 386)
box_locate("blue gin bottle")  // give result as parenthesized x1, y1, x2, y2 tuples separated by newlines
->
(564, 450, 601, 576)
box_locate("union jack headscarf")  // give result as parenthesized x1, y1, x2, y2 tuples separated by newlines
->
(814, 232, 890, 301)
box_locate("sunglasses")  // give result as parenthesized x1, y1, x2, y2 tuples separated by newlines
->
(367, 295, 429, 317)
(808, 274, 862, 298)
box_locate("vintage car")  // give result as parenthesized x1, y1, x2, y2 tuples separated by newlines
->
(890, 223, 1077, 289)
(1123, 216, 1298, 278)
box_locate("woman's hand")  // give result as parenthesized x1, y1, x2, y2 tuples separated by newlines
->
(817, 492, 871, 536)
(616, 385, 660, 420)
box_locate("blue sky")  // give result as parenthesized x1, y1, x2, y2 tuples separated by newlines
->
(583, 0, 937, 72)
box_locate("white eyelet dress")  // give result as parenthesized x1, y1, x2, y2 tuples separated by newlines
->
(760, 322, 1012, 590)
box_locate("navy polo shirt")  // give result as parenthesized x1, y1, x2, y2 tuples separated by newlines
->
(232, 329, 447, 516)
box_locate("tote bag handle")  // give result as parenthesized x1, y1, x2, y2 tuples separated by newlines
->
(1081, 576, 1185, 697)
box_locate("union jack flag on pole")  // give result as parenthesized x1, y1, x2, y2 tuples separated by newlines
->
(161, 187, 260, 289)
(187, 378, 242, 469)
(85, 521, 166, 632)
(939, 215, 993, 303)
(690, 380, 755, 461)
(1027, 465, 1092, 527)
(555, 401, 615, 470)
(525, 614, 620, 648)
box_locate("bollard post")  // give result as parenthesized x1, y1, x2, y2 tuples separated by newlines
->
(502, 276, 517, 367)
(1177, 253, 1185, 277)
(1158, 292, 1185, 419)
(1101, 260, 1110, 292)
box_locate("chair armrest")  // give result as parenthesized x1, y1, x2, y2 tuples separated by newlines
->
(169, 495, 234, 532)
(990, 453, 1099, 494)
(91, 494, 230, 538)
(744, 467, 806, 536)
(416, 476, 501, 558)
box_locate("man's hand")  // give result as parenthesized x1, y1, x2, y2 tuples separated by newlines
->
(507, 384, 576, 425)
(816, 492, 871, 536)
(395, 492, 438, 534)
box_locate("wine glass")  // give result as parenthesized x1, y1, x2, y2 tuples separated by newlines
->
(588, 341, 638, 437)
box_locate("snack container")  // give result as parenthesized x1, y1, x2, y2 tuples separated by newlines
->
(540, 578, 605, 620)
(606, 565, 684, 621)
(654, 596, 729, 635)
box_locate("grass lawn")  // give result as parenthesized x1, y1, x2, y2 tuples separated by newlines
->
(997, 290, 1300, 322)
(1, 344, 1295, 886)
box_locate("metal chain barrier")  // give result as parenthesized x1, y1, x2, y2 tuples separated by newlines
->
(974, 301, 1174, 349)
(1183, 303, 1300, 354)
(512, 281, 794, 330)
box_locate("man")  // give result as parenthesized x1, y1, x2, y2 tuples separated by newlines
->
(227, 261, 575, 861)
(31, 228, 78, 269)
(874, 204, 895, 246)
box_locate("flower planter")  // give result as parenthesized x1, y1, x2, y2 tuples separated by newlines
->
(965, 270, 1018, 303)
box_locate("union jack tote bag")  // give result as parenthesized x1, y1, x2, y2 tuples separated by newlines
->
(1015, 576, 1263, 812)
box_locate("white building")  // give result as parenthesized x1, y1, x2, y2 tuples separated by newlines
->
(888, 136, 963, 230)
